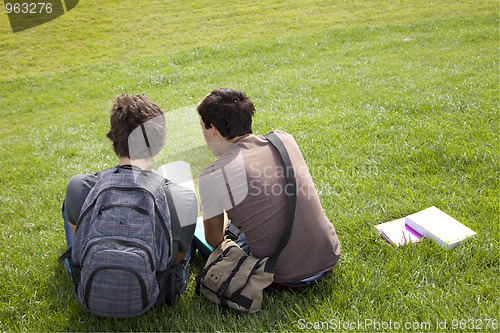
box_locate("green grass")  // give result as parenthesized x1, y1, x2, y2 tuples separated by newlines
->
(0, 0, 498, 331)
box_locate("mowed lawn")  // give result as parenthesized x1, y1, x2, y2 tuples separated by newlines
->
(0, 0, 498, 331)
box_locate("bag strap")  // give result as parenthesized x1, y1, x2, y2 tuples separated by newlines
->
(162, 179, 180, 244)
(149, 179, 180, 304)
(159, 179, 180, 268)
(264, 131, 297, 272)
(216, 256, 248, 298)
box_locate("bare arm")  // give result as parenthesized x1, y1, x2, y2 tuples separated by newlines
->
(174, 251, 185, 265)
(203, 213, 228, 248)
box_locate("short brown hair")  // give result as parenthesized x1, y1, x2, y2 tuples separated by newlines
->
(106, 94, 166, 158)
(196, 88, 254, 140)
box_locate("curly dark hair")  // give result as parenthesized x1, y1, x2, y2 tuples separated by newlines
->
(196, 88, 255, 140)
(106, 94, 166, 158)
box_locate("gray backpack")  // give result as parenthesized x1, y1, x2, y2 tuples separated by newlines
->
(59, 166, 175, 318)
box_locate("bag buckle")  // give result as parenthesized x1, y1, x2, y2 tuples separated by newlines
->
(216, 281, 230, 298)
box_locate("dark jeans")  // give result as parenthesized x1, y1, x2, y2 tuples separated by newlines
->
(62, 202, 193, 297)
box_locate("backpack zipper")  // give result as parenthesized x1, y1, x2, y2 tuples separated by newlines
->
(77, 201, 97, 227)
(97, 204, 149, 217)
(81, 238, 155, 271)
(155, 205, 172, 259)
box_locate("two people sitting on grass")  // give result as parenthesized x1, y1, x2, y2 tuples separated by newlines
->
(60, 89, 341, 316)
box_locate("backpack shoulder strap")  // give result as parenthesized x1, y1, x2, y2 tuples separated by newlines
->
(156, 178, 180, 304)
(161, 179, 180, 245)
(264, 131, 297, 272)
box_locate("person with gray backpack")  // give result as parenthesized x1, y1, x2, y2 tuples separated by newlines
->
(58, 94, 197, 318)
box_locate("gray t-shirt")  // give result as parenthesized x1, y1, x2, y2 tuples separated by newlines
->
(65, 167, 197, 255)
(198, 130, 341, 282)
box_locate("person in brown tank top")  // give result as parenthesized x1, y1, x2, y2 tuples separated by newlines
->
(196, 88, 341, 289)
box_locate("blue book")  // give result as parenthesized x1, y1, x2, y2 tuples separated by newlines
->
(194, 216, 214, 258)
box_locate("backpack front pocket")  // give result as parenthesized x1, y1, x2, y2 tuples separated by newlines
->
(78, 239, 159, 318)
